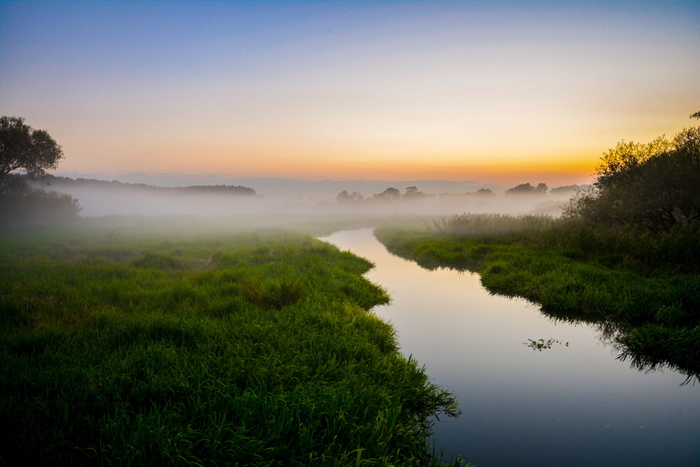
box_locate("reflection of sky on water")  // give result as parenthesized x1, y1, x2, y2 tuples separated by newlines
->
(320, 229, 700, 467)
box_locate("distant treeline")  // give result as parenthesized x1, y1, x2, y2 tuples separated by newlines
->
(337, 183, 586, 203)
(43, 175, 257, 196)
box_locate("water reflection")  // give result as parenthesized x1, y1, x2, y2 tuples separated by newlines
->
(320, 229, 700, 467)
(539, 307, 700, 385)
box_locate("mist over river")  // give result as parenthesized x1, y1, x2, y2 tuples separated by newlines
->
(320, 229, 700, 466)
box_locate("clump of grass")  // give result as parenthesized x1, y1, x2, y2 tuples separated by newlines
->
(129, 252, 188, 270)
(0, 222, 461, 465)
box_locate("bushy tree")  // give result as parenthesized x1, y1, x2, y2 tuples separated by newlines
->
(337, 190, 364, 203)
(404, 186, 426, 198)
(564, 126, 700, 231)
(505, 182, 548, 195)
(0, 179, 81, 226)
(1, 116, 64, 180)
(373, 187, 401, 200)
(0, 117, 80, 225)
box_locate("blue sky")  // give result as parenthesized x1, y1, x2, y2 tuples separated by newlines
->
(1, 1, 698, 185)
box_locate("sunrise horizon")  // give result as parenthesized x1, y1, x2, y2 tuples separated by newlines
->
(2, 1, 698, 190)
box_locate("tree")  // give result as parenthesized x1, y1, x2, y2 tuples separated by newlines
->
(505, 182, 547, 195)
(564, 126, 700, 231)
(0, 116, 79, 225)
(404, 186, 426, 198)
(337, 190, 364, 203)
(593, 136, 672, 191)
(1, 116, 64, 180)
(373, 187, 401, 200)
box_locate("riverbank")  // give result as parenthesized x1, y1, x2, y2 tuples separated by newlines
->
(0, 219, 460, 465)
(375, 215, 700, 380)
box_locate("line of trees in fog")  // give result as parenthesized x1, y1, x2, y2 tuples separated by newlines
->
(45, 176, 257, 196)
(337, 186, 497, 204)
(336, 182, 588, 205)
(505, 182, 548, 195)
(1, 116, 262, 225)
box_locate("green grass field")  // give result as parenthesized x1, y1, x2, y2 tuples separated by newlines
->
(0, 219, 460, 466)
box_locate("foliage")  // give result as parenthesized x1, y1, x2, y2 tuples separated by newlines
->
(374, 187, 401, 200)
(563, 127, 700, 232)
(46, 175, 257, 196)
(337, 190, 365, 203)
(0, 223, 461, 465)
(0, 175, 81, 227)
(0, 118, 80, 226)
(0, 116, 64, 180)
(505, 182, 548, 195)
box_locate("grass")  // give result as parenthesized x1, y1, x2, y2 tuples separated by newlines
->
(375, 214, 700, 381)
(0, 219, 462, 466)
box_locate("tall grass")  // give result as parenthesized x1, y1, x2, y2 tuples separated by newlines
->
(0, 221, 462, 465)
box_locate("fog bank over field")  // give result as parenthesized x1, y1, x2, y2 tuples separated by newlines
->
(47, 174, 584, 218)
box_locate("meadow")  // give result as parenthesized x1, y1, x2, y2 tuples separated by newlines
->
(375, 214, 700, 381)
(0, 218, 460, 466)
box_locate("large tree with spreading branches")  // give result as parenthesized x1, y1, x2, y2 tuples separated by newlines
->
(0, 116, 79, 224)
(1, 116, 64, 180)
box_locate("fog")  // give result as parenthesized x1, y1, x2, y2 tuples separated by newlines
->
(44, 176, 582, 220)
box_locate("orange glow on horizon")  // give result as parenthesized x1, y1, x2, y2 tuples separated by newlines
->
(58, 143, 597, 187)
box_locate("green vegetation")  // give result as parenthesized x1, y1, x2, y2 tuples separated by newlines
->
(563, 125, 700, 232)
(374, 124, 700, 382)
(1, 116, 81, 225)
(375, 215, 700, 380)
(0, 221, 460, 465)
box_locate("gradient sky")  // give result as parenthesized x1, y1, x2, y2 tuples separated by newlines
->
(1, 1, 698, 186)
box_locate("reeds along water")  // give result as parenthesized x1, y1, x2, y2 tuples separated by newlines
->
(374, 215, 700, 381)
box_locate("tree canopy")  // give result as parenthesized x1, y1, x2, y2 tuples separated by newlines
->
(564, 126, 700, 231)
(0, 117, 79, 225)
(1, 116, 64, 180)
(505, 182, 548, 195)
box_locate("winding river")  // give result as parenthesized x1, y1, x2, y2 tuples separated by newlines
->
(319, 229, 700, 466)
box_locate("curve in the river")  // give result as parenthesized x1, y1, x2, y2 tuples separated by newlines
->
(320, 228, 700, 467)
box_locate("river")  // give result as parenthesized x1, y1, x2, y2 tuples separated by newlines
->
(319, 228, 700, 466)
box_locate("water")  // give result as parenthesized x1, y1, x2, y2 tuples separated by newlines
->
(319, 228, 700, 466)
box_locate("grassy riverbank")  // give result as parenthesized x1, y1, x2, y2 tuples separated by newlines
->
(375, 214, 700, 380)
(0, 219, 460, 465)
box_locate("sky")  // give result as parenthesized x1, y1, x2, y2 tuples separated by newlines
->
(1, 0, 699, 187)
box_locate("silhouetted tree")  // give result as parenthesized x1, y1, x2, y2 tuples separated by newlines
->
(564, 126, 700, 231)
(373, 187, 401, 200)
(337, 190, 364, 203)
(0, 117, 80, 225)
(505, 183, 547, 195)
(1, 116, 64, 182)
(404, 186, 426, 198)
